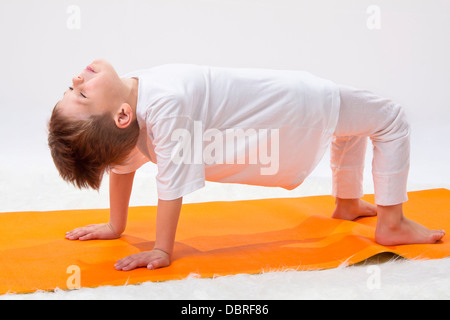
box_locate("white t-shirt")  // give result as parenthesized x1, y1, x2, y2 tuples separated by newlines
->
(112, 64, 340, 200)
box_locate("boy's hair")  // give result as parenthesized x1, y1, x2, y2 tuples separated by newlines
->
(48, 104, 140, 190)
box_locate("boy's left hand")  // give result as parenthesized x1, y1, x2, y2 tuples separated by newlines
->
(114, 249, 171, 271)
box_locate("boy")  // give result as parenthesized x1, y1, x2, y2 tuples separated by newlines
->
(49, 59, 445, 271)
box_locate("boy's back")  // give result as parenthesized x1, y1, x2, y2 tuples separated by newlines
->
(114, 64, 340, 200)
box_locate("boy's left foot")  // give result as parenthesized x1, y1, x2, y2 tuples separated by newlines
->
(375, 204, 446, 246)
(375, 217, 445, 246)
(332, 198, 377, 221)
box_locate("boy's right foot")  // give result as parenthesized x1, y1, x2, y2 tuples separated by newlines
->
(332, 198, 377, 221)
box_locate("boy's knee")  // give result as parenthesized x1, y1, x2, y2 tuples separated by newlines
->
(395, 104, 410, 136)
(381, 102, 410, 140)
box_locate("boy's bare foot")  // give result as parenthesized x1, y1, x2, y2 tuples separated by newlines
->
(375, 204, 445, 246)
(332, 198, 377, 221)
(332, 200, 445, 245)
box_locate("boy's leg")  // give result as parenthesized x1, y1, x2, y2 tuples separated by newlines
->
(331, 135, 367, 201)
(332, 84, 410, 206)
(332, 85, 445, 244)
(331, 135, 377, 220)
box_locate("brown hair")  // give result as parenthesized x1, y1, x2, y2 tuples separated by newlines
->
(48, 104, 140, 190)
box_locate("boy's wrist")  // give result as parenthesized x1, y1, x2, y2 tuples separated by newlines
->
(153, 247, 171, 257)
(107, 221, 122, 237)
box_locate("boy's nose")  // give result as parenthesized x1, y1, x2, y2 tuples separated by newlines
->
(72, 75, 83, 87)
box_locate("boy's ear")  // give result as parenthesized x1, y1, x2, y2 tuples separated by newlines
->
(114, 103, 133, 129)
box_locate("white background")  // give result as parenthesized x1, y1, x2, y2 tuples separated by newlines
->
(1, 0, 449, 212)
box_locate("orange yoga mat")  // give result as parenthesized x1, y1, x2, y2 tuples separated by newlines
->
(0, 188, 449, 294)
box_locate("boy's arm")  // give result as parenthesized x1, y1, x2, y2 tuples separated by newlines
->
(108, 170, 135, 235)
(114, 197, 182, 271)
(154, 197, 183, 256)
(66, 170, 135, 240)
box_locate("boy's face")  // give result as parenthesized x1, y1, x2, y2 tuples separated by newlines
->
(57, 59, 124, 120)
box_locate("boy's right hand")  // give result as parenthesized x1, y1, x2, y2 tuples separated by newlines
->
(65, 223, 120, 241)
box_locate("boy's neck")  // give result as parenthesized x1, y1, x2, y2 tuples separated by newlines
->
(122, 77, 139, 116)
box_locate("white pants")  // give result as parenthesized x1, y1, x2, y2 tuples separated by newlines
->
(331, 85, 410, 206)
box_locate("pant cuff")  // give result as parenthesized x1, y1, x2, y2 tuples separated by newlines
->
(372, 171, 409, 206)
(331, 167, 364, 199)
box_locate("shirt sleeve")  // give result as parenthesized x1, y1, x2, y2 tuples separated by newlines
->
(111, 147, 149, 174)
(150, 116, 206, 200)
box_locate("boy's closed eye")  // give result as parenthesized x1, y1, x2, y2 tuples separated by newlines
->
(69, 86, 87, 98)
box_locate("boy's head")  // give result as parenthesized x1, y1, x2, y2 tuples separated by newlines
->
(48, 59, 140, 190)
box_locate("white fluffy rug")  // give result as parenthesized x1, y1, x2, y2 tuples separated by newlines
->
(2, 255, 449, 300)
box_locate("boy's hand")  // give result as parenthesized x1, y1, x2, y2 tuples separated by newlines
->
(114, 249, 171, 271)
(65, 223, 120, 241)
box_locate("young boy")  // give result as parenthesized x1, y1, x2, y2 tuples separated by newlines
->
(49, 59, 445, 271)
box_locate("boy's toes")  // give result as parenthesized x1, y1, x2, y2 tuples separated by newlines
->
(429, 230, 445, 243)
